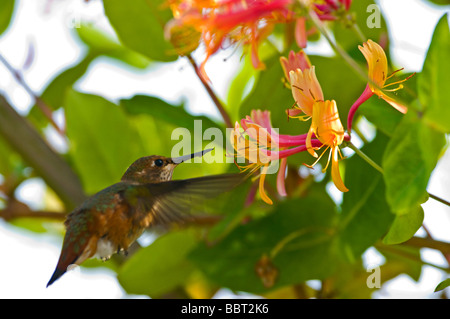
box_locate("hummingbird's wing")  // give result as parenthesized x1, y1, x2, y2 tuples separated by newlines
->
(133, 173, 247, 226)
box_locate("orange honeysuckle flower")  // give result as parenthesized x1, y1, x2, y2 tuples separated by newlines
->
(232, 110, 324, 204)
(347, 39, 414, 134)
(166, 0, 293, 82)
(280, 50, 312, 82)
(289, 65, 324, 119)
(359, 39, 410, 113)
(306, 100, 348, 193)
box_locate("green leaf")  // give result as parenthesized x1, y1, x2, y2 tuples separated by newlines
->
(190, 188, 339, 294)
(226, 55, 259, 122)
(118, 230, 198, 297)
(435, 278, 450, 292)
(75, 23, 151, 69)
(0, 0, 14, 36)
(121, 95, 221, 134)
(418, 14, 450, 133)
(382, 206, 424, 245)
(382, 112, 445, 214)
(103, 0, 177, 62)
(377, 245, 422, 282)
(339, 133, 394, 259)
(333, 0, 389, 53)
(65, 90, 146, 194)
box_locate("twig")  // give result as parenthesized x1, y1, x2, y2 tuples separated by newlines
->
(0, 53, 65, 136)
(186, 54, 233, 128)
(429, 193, 450, 208)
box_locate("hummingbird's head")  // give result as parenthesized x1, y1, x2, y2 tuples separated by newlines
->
(121, 148, 213, 183)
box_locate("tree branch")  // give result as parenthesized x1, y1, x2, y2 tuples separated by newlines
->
(0, 53, 65, 136)
(0, 199, 66, 221)
(0, 93, 86, 210)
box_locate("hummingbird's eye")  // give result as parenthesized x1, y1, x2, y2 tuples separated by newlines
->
(154, 159, 164, 167)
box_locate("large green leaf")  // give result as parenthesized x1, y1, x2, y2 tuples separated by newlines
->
(189, 188, 339, 294)
(118, 230, 198, 297)
(0, 0, 14, 36)
(121, 95, 221, 134)
(382, 112, 445, 214)
(75, 23, 151, 69)
(339, 133, 394, 259)
(103, 0, 177, 62)
(65, 90, 146, 194)
(382, 207, 424, 245)
(418, 14, 450, 133)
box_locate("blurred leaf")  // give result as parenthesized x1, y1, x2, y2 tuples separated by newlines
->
(382, 207, 424, 245)
(377, 244, 422, 282)
(382, 112, 445, 214)
(103, 0, 177, 62)
(65, 90, 146, 194)
(118, 229, 198, 298)
(121, 95, 221, 134)
(75, 23, 151, 69)
(0, 135, 23, 177)
(190, 188, 339, 294)
(425, 0, 450, 6)
(333, 0, 389, 54)
(226, 55, 259, 122)
(339, 133, 394, 259)
(418, 14, 450, 133)
(0, 0, 14, 36)
(358, 97, 402, 136)
(435, 278, 450, 292)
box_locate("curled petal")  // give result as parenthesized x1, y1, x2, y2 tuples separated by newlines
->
(289, 66, 323, 117)
(331, 147, 348, 192)
(379, 94, 408, 114)
(259, 165, 273, 205)
(359, 39, 388, 91)
(277, 157, 288, 197)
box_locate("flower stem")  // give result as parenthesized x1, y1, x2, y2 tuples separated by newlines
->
(347, 141, 384, 174)
(348, 141, 450, 209)
(186, 54, 233, 128)
(351, 22, 366, 43)
(428, 193, 450, 208)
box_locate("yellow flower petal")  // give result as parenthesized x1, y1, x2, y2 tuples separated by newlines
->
(331, 146, 348, 192)
(289, 66, 323, 118)
(259, 165, 273, 205)
(358, 39, 388, 92)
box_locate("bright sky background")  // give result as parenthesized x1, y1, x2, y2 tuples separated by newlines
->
(0, 0, 449, 298)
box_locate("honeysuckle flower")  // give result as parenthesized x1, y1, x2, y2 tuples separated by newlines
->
(166, 0, 293, 82)
(280, 50, 311, 82)
(300, 0, 352, 20)
(232, 109, 323, 204)
(289, 66, 324, 119)
(314, 0, 352, 20)
(306, 100, 348, 192)
(347, 39, 414, 133)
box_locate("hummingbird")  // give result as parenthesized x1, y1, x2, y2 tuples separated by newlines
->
(47, 148, 244, 287)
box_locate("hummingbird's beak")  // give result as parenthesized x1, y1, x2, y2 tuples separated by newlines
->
(172, 148, 214, 164)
